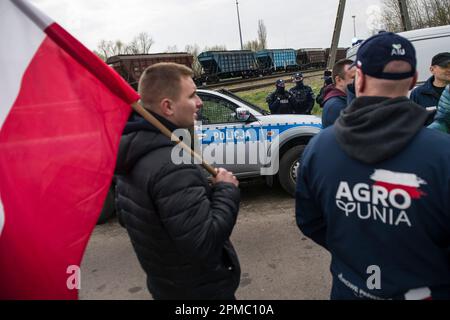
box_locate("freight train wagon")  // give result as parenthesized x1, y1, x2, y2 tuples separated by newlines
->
(324, 47, 348, 65)
(256, 49, 298, 74)
(107, 53, 194, 89)
(296, 48, 327, 69)
(197, 50, 259, 83)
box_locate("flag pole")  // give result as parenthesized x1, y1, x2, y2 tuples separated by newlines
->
(131, 102, 218, 177)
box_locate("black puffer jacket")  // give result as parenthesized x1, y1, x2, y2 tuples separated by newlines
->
(115, 113, 241, 300)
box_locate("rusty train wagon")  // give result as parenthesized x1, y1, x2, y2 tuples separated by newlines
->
(107, 53, 194, 89)
(296, 48, 327, 69)
(324, 47, 349, 64)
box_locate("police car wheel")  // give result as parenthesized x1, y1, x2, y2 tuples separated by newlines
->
(97, 185, 116, 225)
(278, 145, 306, 197)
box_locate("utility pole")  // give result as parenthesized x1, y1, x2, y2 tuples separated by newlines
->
(352, 15, 356, 38)
(398, 0, 412, 31)
(236, 0, 244, 50)
(327, 0, 346, 69)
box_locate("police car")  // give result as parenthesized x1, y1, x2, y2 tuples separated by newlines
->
(98, 89, 322, 224)
(195, 89, 321, 195)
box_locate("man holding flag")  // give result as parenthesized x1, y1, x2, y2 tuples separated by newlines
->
(115, 63, 242, 300)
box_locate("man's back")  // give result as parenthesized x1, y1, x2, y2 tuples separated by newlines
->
(115, 114, 241, 300)
(297, 97, 450, 299)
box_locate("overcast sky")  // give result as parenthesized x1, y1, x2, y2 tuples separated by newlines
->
(29, 0, 384, 52)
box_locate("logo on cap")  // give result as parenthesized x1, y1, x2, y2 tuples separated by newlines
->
(391, 44, 406, 56)
(276, 79, 285, 87)
(353, 32, 416, 80)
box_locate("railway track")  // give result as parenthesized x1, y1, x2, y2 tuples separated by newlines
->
(198, 68, 325, 90)
(203, 70, 324, 93)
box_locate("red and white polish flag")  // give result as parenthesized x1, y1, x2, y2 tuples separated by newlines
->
(0, 0, 139, 299)
(370, 169, 427, 200)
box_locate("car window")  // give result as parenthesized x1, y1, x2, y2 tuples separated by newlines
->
(198, 95, 238, 125)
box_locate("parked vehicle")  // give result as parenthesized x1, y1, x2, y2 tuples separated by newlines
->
(107, 47, 349, 86)
(297, 48, 348, 70)
(346, 25, 450, 84)
(98, 89, 322, 223)
(324, 47, 348, 65)
(197, 50, 260, 83)
(297, 48, 327, 69)
(256, 49, 298, 73)
(106, 53, 194, 89)
(196, 89, 321, 195)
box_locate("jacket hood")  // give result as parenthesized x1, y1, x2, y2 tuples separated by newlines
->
(334, 96, 428, 164)
(323, 85, 347, 103)
(115, 112, 179, 175)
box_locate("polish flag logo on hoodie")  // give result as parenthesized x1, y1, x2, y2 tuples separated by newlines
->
(370, 169, 427, 200)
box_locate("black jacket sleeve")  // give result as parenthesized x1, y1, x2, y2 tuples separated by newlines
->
(151, 163, 240, 266)
(306, 86, 316, 113)
(267, 93, 280, 114)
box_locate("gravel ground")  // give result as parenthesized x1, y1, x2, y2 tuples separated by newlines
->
(79, 182, 332, 300)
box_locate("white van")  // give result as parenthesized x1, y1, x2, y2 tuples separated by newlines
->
(347, 25, 450, 84)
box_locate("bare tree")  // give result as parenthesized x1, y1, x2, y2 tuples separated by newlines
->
(128, 32, 154, 54)
(257, 20, 267, 49)
(114, 40, 127, 55)
(93, 50, 106, 61)
(203, 45, 227, 51)
(166, 45, 179, 52)
(96, 32, 154, 60)
(242, 19, 268, 51)
(95, 40, 110, 61)
(243, 40, 260, 51)
(95, 40, 128, 60)
(185, 44, 202, 77)
(380, 0, 450, 32)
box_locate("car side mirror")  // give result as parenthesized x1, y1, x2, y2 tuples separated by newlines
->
(235, 108, 251, 122)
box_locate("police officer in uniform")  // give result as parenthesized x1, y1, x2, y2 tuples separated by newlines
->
(266, 79, 294, 114)
(289, 72, 315, 114)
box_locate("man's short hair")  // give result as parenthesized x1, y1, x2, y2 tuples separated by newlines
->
(138, 62, 194, 108)
(332, 59, 354, 84)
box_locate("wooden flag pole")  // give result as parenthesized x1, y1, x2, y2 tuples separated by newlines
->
(131, 102, 218, 177)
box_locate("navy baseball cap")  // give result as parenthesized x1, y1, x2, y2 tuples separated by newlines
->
(431, 52, 450, 67)
(276, 79, 285, 87)
(352, 32, 417, 80)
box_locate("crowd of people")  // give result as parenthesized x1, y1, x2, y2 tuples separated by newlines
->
(114, 31, 450, 300)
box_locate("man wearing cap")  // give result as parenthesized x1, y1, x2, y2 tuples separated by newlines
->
(296, 32, 450, 300)
(410, 52, 450, 109)
(266, 79, 294, 114)
(289, 72, 315, 115)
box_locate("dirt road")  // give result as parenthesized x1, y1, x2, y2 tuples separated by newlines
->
(79, 182, 331, 300)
